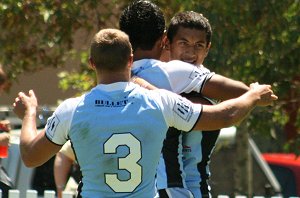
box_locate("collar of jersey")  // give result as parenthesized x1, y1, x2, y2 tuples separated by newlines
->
(132, 59, 160, 75)
(95, 82, 133, 92)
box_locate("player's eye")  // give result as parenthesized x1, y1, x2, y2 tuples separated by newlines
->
(195, 43, 205, 49)
(178, 41, 188, 47)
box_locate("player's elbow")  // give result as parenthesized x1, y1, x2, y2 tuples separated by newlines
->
(20, 151, 44, 168)
(211, 107, 245, 129)
(222, 108, 248, 127)
(196, 103, 250, 131)
(22, 157, 39, 168)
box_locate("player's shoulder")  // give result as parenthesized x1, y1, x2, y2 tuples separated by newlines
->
(165, 60, 193, 68)
(147, 89, 180, 104)
(55, 95, 84, 114)
(164, 60, 210, 75)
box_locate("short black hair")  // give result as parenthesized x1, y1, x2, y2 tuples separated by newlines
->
(119, 0, 165, 51)
(167, 11, 212, 46)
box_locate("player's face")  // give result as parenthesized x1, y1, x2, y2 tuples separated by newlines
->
(168, 27, 210, 66)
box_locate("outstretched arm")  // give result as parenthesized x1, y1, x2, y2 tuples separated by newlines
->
(13, 90, 61, 167)
(193, 83, 278, 131)
(202, 74, 250, 101)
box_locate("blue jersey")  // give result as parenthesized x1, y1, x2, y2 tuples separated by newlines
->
(182, 130, 219, 198)
(45, 82, 202, 198)
(181, 95, 220, 198)
(132, 59, 217, 197)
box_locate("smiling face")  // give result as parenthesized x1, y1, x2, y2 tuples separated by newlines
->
(167, 26, 211, 66)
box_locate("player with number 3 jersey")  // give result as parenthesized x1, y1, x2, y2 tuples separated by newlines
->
(13, 28, 277, 198)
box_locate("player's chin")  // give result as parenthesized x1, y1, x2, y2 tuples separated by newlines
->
(182, 59, 196, 65)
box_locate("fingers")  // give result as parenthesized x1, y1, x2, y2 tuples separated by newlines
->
(271, 94, 278, 100)
(29, 90, 35, 98)
(18, 91, 26, 98)
(251, 82, 277, 97)
(15, 90, 35, 104)
(250, 82, 259, 87)
(250, 82, 278, 106)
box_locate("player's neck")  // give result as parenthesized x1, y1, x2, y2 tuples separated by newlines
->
(133, 40, 163, 61)
(97, 70, 130, 84)
(133, 49, 160, 61)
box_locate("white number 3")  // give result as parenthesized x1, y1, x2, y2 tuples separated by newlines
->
(104, 133, 142, 192)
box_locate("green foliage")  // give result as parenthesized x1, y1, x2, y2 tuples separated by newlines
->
(0, 0, 106, 78)
(162, 0, 300, 148)
(1, 0, 299, 151)
(58, 50, 96, 94)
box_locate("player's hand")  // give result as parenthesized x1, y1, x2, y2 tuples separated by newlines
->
(0, 132, 10, 146)
(0, 120, 11, 132)
(13, 90, 38, 119)
(250, 82, 278, 106)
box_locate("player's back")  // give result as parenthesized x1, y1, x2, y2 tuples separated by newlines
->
(69, 83, 169, 197)
(132, 59, 213, 94)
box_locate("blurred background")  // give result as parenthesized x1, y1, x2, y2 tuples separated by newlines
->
(0, 0, 299, 197)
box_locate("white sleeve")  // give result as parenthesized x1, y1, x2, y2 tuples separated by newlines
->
(164, 60, 215, 94)
(154, 89, 202, 132)
(45, 98, 80, 145)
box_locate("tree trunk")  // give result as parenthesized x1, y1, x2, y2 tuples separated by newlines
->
(234, 122, 253, 196)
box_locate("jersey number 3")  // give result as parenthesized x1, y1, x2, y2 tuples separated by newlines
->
(104, 133, 142, 193)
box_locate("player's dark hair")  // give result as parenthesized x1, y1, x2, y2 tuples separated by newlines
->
(119, 0, 165, 52)
(167, 11, 212, 47)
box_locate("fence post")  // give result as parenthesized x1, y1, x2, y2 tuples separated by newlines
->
(8, 190, 19, 198)
(44, 190, 56, 198)
(62, 191, 75, 198)
(26, 190, 38, 198)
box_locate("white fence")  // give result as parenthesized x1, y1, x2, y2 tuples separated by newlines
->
(217, 196, 300, 198)
(1, 190, 300, 198)
(0, 190, 74, 198)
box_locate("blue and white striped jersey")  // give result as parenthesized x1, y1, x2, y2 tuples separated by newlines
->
(131, 59, 215, 195)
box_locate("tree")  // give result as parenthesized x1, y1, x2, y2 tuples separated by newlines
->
(0, 0, 124, 79)
(1, 0, 299, 195)
(157, 0, 300, 149)
(1, 0, 299, 149)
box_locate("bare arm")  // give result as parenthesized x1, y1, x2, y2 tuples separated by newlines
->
(202, 74, 250, 101)
(13, 90, 61, 167)
(54, 152, 74, 198)
(131, 76, 157, 90)
(193, 83, 278, 131)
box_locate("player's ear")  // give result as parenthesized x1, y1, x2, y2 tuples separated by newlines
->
(160, 30, 168, 49)
(205, 42, 211, 56)
(88, 57, 96, 70)
(164, 38, 171, 50)
(127, 54, 133, 68)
